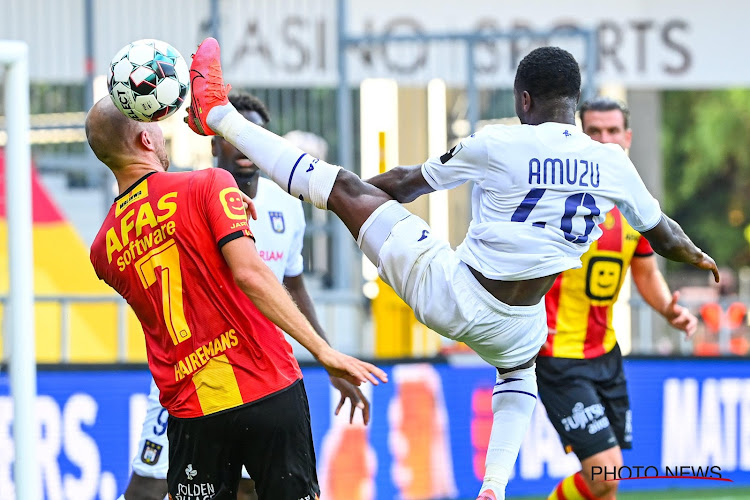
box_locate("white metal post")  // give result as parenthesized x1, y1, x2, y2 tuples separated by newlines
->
(1, 40, 36, 500)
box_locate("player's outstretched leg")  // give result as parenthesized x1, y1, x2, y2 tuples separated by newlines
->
(188, 43, 538, 500)
(188, 37, 392, 243)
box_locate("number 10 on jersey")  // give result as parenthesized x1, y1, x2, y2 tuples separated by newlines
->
(512, 188, 600, 244)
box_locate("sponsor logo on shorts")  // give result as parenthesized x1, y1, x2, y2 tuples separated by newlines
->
(172, 482, 216, 500)
(624, 409, 633, 442)
(560, 401, 610, 435)
(140, 439, 163, 465)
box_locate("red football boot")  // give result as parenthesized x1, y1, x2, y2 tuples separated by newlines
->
(477, 490, 497, 500)
(187, 37, 231, 136)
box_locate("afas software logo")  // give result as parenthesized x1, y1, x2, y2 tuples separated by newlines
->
(591, 465, 733, 482)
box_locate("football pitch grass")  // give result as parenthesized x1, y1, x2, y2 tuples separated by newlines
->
(512, 486, 750, 499)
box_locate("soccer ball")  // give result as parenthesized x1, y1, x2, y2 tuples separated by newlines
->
(108, 39, 189, 122)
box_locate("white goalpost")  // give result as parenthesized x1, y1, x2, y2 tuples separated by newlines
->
(0, 41, 36, 499)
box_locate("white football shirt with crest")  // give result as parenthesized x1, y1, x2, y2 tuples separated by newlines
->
(249, 177, 306, 281)
(421, 122, 662, 281)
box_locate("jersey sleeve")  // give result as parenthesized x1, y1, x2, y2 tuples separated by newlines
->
(421, 129, 490, 190)
(202, 168, 255, 247)
(611, 152, 663, 232)
(633, 235, 654, 257)
(284, 201, 305, 278)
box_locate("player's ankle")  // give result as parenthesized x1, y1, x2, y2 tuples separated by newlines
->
(206, 103, 237, 134)
(477, 489, 498, 500)
(207, 109, 340, 209)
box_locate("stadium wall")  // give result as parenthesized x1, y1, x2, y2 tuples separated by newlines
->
(2, 358, 750, 499)
(3, 0, 750, 88)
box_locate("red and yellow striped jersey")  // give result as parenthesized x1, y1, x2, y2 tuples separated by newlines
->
(91, 169, 302, 418)
(541, 206, 653, 359)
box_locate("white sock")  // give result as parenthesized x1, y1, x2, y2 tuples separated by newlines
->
(479, 365, 538, 500)
(207, 105, 341, 208)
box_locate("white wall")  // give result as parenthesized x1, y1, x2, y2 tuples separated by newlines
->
(1, 0, 748, 88)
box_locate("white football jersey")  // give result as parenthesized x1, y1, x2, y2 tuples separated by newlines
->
(249, 177, 306, 281)
(421, 122, 662, 280)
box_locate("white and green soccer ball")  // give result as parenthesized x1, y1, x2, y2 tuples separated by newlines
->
(108, 39, 189, 122)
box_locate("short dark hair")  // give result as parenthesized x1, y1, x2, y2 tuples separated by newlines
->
(579, 97, 630, 129)
(228, 92, 271, 124)
(514, 47, 581, 101)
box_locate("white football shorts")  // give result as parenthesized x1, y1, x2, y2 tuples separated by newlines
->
(131, 378, 251, 480)
(358, 201, 547, 369)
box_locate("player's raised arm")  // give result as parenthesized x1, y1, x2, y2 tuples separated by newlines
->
(284, 273, 371, 423)
(366, 129, 490, 203)
(606, 154, 720, 283)
(640, 214, 720, 282)
(365, 164, 434, 204)
(222, 236, 387, 386)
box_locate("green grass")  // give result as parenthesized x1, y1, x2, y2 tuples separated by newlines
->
(511, 487, 750, 499)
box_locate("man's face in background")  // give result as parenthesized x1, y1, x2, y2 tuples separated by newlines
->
(212, 110, 266, 185)
(581, 109, 632, 150)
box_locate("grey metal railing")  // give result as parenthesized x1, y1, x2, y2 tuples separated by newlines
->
(0, 290, 369, 363)
(0, 295, 129, 362)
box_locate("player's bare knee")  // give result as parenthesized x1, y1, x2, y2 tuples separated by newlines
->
(581, 447, 622, 499)
(587, 476, 619, 499)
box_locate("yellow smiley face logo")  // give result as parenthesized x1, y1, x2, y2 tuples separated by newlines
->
(219, 187, 247, 220)
(585, 256, 624, 301)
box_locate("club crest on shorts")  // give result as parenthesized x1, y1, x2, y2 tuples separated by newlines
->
(268, 211, 285, 233)
(140, 439, 163, 465)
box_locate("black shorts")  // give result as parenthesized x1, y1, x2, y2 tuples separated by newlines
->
(536, 344, 631, 462)
(166, 379, 319, 500)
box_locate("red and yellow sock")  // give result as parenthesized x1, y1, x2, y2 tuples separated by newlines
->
(547, 471, 598, 500)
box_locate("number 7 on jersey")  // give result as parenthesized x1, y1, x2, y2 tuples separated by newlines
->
(135, 239, 192, 345)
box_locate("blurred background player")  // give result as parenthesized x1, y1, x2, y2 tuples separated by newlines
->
(540, 97, 698, 500)
(186, 39, 719, 500)
(119, 92, 370, 500)
(87, 97, 386, 500)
